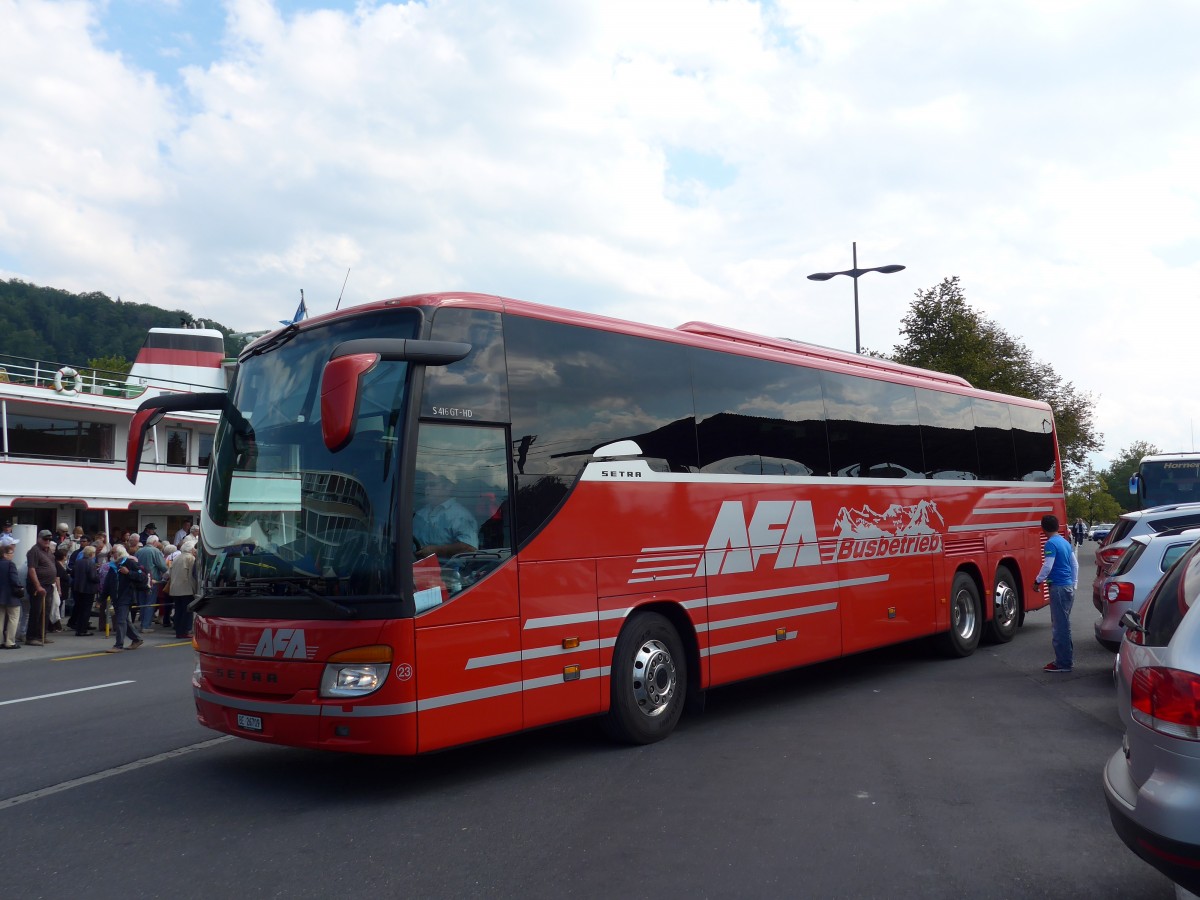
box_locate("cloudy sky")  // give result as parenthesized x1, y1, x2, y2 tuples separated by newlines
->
(3, 0, 1198, 469)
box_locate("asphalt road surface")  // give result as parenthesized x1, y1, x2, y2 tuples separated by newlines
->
(0, 542, 1178, 899)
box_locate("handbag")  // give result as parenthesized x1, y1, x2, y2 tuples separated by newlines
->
(12, 584, 24, 599)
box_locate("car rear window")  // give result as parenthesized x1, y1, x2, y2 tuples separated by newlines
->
(1142, 541, 1200, 646)
(1106, 519, 1135, 544)
(1113, 540, 1147, 576)
(1149, 512, 1200, 533)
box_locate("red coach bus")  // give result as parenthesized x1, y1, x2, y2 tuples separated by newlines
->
(128, 293, 1063, 754)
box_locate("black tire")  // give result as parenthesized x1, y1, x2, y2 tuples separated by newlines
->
(985, 565, 1019, 644)
(602, 611, 687, 744)
(937, 572, 982, 657)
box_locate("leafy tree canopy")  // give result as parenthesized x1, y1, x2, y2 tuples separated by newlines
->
(1066, 465, 1123, 525)
(889, 276, 1103, 483)
(1099, 440, 1162, 513)
(0, 278, 241, 365)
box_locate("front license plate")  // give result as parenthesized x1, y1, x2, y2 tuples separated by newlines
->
(237, 713, 263, 732)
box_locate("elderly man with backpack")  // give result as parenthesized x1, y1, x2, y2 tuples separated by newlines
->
(103, 545, 147, 652)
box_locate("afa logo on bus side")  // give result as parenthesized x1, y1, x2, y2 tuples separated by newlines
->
(697, 499, 945, 576)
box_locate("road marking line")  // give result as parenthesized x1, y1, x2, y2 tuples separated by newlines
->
(0, 681, 135, 706)
(50, 640, 191, 661)
(0, 736, 234, 811)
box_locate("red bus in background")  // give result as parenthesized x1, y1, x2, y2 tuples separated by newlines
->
(128, 293, 1064, 754)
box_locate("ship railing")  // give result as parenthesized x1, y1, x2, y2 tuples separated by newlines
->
(0, 452, 208, 473)
(0, 353, 218, 398)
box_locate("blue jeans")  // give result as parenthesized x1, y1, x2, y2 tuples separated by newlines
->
(1049, 584, 1074, 669)
(138, 589, 154, 629)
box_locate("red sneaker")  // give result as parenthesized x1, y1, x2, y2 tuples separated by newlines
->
(1043, 661, 1072, 673)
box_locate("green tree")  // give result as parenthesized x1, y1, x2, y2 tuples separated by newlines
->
(1101, 440, 1162, 513)
(1066, 465, 1123, 525)
(890, 277, 1103, 482)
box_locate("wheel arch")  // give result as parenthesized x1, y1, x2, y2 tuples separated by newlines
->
(608, 600, 703, 710)
(995, 556, 1025, 619)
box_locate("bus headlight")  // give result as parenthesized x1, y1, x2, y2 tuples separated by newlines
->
(319, 645, 393, 698)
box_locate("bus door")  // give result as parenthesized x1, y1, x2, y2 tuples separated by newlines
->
(518, 559, 602, 729)
(411, 424, 523, 752)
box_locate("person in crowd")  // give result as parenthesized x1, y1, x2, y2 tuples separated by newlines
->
(169, 539, 198, 639)
(139, 522, 158, 547)
(93, 532, 110, 564)
(70, 545, 99, 636)
(1034, 514, 1079, 673)
(50, 545, 70, 632)
(1072, 518, 1086, 547)
(159, 542, 178, 629)
(413, 472, 479, 561)
(92, 535, 113, 634)
(25, 530, 57, 646)
(0, 543, 23, 649)
(135, 535, 167, 630)
(0, 519, 18, 548)
(103, 545, 145, 652)
(55, 522, 74, 557)
(174, 519, 192, 548)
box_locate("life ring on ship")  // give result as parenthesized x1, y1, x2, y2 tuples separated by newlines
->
(53, 366, 83, 395)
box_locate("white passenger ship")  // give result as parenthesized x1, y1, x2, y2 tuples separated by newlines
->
(0, 326, 230, 542)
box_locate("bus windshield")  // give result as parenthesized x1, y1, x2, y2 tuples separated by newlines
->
(198, 308, 421, 618)
(1135, 457, 1200, 508)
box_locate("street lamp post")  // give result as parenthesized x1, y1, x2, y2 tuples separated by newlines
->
(807, 242, 906, 354)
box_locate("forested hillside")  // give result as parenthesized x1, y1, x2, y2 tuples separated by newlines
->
(0, 279, 241, 365)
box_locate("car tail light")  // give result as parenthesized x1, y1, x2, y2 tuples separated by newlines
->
(1105, 582, 1134, 604)
(1130, 667, 1200, 740)
(1098, 546, 1125, 571)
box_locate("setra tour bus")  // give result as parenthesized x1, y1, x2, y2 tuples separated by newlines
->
(127, 293, 1065, 754)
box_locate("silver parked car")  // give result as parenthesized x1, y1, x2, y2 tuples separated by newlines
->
(1104, 538, 1200, 893)
(1092, 502, 1200, 609)
(1094, 527, 1200, 651)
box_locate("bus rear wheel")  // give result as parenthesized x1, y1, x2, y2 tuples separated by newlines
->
(602, 611, 687, 744)
(938, 572, 982, 658)
(986, 565, 1019, 644)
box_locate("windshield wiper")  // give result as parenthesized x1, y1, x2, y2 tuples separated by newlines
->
(190, 579, 355, 618)
(243, 322, 301, 360)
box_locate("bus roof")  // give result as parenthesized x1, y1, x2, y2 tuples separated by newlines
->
(1140, 453, 1200, 464)
(272, 291, 1050, 410)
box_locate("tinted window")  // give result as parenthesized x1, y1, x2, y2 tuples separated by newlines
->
(505, 315, 697, 542)
(823, 372, 924, 478)
(6, 414, 114, 461)
(1149, 512, 1200, 533)
(1010, 404, 1056, 482)
(973, 399, 1017, 481)
(1107, 518, 1135, 545)
(691, 349, 829, 477)
(424, 308, 509, 422)
(1112, 540, 1147, 576)
(917, 389, 979, 480)
(1162, 541, 1195, 572)
(1143, 541, 1200, 645)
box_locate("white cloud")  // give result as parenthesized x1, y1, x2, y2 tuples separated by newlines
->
(2, 0, 1199, 463)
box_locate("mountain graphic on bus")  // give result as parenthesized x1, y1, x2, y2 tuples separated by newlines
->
(833, 499, 945, 538)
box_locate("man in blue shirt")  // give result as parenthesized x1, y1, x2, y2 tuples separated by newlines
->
(1034, 514, 1079, 673)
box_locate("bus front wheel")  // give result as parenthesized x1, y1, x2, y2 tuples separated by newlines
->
(986, 565, 1019, 644)
(939, 572, 982, 658)
(603, 611, 687, 744)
